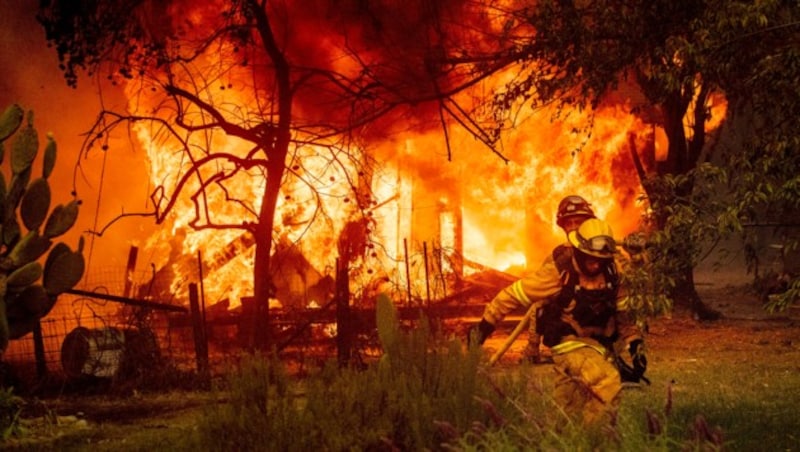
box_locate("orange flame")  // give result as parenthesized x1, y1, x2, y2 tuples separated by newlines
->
(130, 86, 654, 308)
(120, 4, 728, 309)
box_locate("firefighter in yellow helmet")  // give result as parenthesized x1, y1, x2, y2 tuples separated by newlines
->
(473, 218, 646, 427)
(523, 195, 596, 364)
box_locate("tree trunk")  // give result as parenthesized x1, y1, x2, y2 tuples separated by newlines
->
(252, 167, 283, 350)
(671, 248, 722, 321)
(250, 0, 294, 350)
(635, 97, 721, 321)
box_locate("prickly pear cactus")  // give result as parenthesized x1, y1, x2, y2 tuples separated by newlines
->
(0, 104, 84, 353)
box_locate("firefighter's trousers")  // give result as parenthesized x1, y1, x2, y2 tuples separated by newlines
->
(551, 339, 621, 427)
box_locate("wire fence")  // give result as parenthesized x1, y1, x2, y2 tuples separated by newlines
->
(1, 254, 487, 388)
(3, 266, 198, 383)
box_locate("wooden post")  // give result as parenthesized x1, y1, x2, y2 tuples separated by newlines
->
(335, 258, 351, 367)
(189, 283, 209, 381)
(32, 321, 47, 378)
(423, 241, 431, 307)
(238, 297, 255, 347)
(197, 250, 207, 335)
(403, 238, 412, 306)
(453, 196, 464, 284)
(437, 246, 447, 298)
(123, 246, 138, 298)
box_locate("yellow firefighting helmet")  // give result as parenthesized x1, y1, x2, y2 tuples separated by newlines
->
(556, 195, 596, 228)
(567, 218, 616, 259)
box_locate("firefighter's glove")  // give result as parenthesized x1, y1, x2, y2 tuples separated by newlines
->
(469, 318, 495, 346)
(629, 339, 647, 380)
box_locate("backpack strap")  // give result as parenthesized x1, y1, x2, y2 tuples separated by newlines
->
(552, 244, 577, 307)
(538, 245, 579, 347)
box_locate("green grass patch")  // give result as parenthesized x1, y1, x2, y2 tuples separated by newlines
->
(15, 296, 789, 451)
(621, 354, 800, 451)
(183, 300, 800, 451)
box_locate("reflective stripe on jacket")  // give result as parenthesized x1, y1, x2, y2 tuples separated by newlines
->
(481, 250, 642, 348)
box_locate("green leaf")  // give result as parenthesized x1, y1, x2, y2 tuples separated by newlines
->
(20, 178, 51, 232)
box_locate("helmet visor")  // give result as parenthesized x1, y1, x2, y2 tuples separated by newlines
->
(575, 232, 616, 257)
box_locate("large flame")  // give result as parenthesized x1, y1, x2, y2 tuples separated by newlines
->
(120, 4, 726, 310)
(132, 103, 654, 308)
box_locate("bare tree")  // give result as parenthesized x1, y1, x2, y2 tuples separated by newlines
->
(37, 0, 517, 347)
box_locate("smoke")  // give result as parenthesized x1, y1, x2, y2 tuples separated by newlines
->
(229, 0, 489, 142)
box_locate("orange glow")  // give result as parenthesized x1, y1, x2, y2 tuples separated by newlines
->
(128, 76, 655, 308)
(117, 4, 728, 310)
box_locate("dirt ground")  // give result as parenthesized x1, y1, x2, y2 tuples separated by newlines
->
(5, 280, 800, 451)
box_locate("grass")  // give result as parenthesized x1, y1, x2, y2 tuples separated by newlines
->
(620, 351, 800, 451)
(4, 353, 800, 451)
(4, 299, 800, 451)
(177, 305, 800, 451)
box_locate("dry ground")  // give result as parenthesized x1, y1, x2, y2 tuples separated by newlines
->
(5, 282, 800, 451)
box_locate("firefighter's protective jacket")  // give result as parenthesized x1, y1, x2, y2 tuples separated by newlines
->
(481, 245, 643, 352)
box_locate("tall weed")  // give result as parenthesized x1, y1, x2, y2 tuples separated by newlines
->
(190, 294, 789, 451)
(191, 295, 501, 450)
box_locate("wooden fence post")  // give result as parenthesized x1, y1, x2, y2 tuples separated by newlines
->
(403, 238, 412, 306)
(123, 246, 138, 298)
(336, 258, 351, 367)
(423, 241, 431, 307)
(189, 283, 209, 382)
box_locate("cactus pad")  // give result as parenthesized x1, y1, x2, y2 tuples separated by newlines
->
(7, 261, 43, 287)
(0, 104, 84, 347)
(7, 231, 52, 268)
(0, 105, 23, 143)
(43, 200, 79, 239)
(43, 135, 56, 179)
(20, 177, 51, 232)
(43, 246, 85, 295)
(10, 119, 37, 175)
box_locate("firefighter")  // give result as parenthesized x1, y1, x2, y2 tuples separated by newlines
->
(473, 218, 647, 427)
(523, 195, 597, 364)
